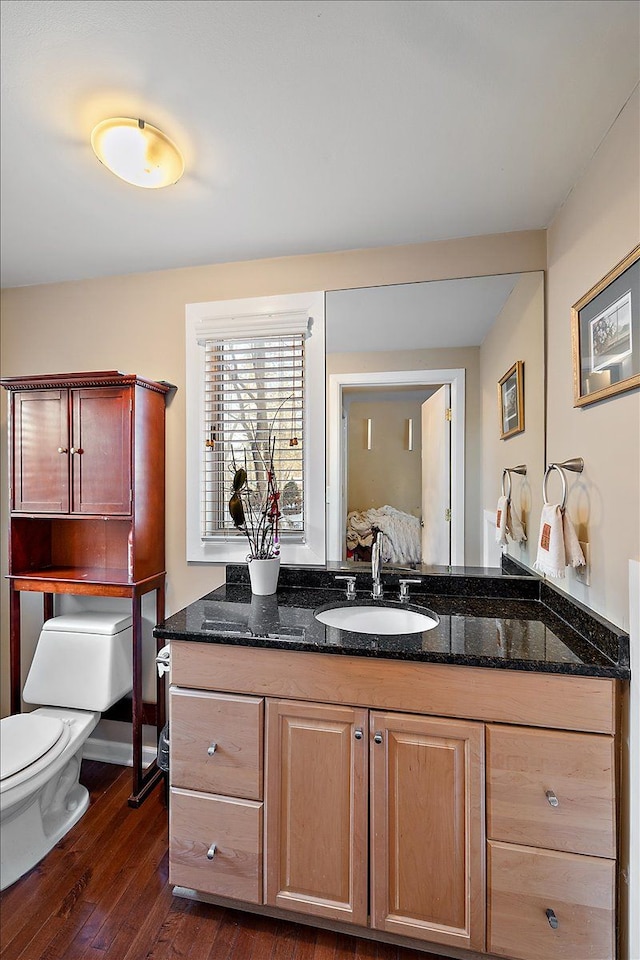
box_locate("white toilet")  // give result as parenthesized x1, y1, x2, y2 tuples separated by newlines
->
(0, 610, 134, 891)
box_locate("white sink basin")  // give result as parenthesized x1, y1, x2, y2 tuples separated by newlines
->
(314, 604, 439, 636)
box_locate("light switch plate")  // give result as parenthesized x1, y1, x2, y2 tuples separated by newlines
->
(574, 541, 590, 586)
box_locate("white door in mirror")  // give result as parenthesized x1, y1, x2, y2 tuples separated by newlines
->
(314, 605, 438, 635)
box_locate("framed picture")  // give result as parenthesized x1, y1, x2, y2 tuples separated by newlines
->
(571, 245, 640, 407)
(498, 361, 524, 439)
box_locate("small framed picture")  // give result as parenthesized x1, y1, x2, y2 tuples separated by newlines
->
(498, 361, 524, 440)
(571, 245, 640, 407)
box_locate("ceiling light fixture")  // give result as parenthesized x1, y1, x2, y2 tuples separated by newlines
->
(90, 118, 184, 189)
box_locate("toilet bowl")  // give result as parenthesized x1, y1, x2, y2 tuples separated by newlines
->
(0, 611, 133, 891)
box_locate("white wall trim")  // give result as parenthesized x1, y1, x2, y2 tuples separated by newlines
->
(84, 733, 156, 769)
(327, 368, 465, 564)
(185, 291, 326, 566)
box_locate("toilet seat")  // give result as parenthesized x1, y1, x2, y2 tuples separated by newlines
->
(0, 714, 70, 791)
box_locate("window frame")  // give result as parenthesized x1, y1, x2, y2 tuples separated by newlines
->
(185, 291, 326, 565)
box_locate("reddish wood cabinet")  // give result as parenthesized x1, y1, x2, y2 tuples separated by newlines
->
(2, 370, 171, 805)
(11, 384, 132, 515)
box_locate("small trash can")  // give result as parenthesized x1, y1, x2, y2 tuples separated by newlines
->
(158, 722, 170, 806)
(158, 722, 170, 773)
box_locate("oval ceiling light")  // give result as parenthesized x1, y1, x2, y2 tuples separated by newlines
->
(90, 118, 184, 188)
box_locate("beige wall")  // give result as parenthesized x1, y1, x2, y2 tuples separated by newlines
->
(0, 230, 545, 717)
(480, 273, 546, 571)
(546, 87, 639, 630)
(347, 398, 424, 517)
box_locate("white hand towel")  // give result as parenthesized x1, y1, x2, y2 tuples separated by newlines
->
(562, 511, 585, 567)
(534, 503, 566, 577)
(506, 501, 527, 543)
(495, 496, 508, 547)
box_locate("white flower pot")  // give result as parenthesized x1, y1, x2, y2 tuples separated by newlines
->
(247, 556, 280, 595)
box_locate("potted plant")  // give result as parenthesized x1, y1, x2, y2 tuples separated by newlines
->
(229, 434, 282, 595)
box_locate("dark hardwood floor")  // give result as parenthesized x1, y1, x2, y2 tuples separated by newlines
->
(0, 762, 453, 960)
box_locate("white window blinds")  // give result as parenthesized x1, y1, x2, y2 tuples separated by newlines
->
(202, 332, 305, 540)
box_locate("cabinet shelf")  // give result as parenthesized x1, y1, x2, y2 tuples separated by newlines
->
(9, 567, 147, 588)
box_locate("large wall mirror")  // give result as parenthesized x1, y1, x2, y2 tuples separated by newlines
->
(325, 272, 545, 572)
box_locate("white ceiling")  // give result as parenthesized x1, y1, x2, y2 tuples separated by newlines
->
(1, 0, 638, 288)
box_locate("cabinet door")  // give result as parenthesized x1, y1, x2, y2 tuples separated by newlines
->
(12, 389, 69, 512)
(264, 699, 368, 925)
(370, 711, 485, 952)
(71, 387, 132, 514)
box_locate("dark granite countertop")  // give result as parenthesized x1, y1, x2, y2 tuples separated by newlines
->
(155, 567, 630, 679)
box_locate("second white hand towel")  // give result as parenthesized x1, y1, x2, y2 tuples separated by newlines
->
(496, 496, 508, 546)
(534, 503, 566, 577)
(507, 501, 527, 543)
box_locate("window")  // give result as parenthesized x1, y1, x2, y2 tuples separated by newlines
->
(202, 332, 305, 539)
(186, 292, 325, 565)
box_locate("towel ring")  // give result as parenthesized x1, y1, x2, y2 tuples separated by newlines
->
(501, 465, 527, 500)
(542, 458, 584, 510)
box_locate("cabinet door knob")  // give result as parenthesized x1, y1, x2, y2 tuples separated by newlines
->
(545, 789, 559, 807)
(57, 447, 68, 454)
(354, 727, 363, 740)
(206, 843, 217, 860)
(545, 908, 559, 929)
(374, 731, 383, 744)
(207, 742, 218, 756)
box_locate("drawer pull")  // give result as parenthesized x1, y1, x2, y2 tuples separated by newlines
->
(57, 447, 68, 454)
(545, 908, 559, 929)
(374, 732, 383, 745)
(206, 843, 217, 861)
(354, 727, 363, 740)
(545, 789, 559, 807)
(207, 742, 218, 756)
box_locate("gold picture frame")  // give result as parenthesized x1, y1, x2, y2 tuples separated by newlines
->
(571, 245, 640, 407)
(498, 361, 524, 440)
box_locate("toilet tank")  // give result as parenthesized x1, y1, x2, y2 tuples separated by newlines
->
(23, 612, 134, 712)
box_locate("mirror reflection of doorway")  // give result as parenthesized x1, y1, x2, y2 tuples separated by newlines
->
(334, 377, 456, 567)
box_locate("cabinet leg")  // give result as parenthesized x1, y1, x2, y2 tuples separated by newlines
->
(129, 594, 144, 805)
(43, 593, 54, 623)
(9, 586, 21, 715)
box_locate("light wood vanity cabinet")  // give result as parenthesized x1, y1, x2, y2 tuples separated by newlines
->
(486, 724, 617, 960)
(169, 690, 264, 903)
(168, 642, 621, 960)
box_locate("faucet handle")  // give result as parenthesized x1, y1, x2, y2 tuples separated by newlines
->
(398, 578, 421, 600)
(335, 575, 357, 599)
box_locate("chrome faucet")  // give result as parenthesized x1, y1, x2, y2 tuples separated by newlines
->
(371, 529, 384, 599)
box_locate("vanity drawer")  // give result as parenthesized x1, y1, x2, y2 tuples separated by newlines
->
(488, 841, 615, 960)
(487, 725, 615, 858)
(170, 788, 263, 903)
(170, 688, 264, 800)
